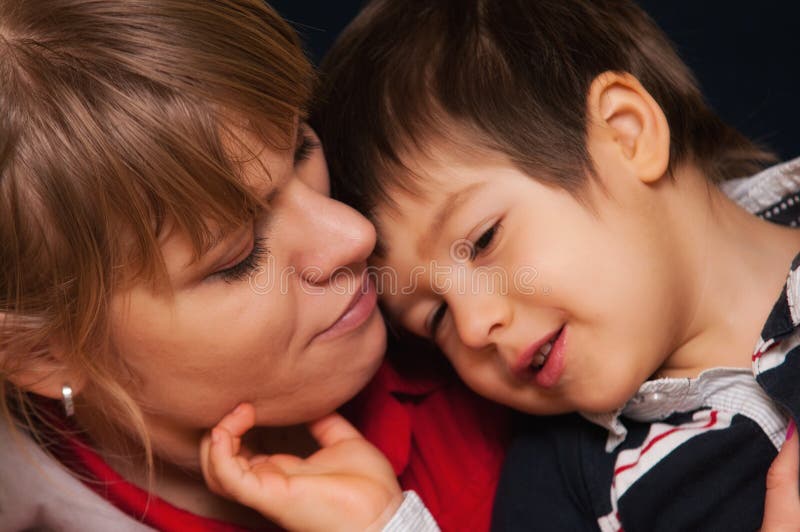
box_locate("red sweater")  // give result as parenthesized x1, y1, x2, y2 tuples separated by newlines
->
(345, 358, 511, 531)
(58, 356, 510, 531)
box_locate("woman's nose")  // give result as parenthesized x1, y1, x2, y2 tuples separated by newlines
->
(283, 179, 376, 284)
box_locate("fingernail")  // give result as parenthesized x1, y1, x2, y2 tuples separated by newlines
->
(233, 403, 244, 415)
(211, 428, 221, 444)
(786, 420, 795, 441)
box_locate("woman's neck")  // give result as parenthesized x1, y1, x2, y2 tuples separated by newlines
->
(76, 407, 319, 526)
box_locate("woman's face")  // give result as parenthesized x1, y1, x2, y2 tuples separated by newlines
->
(107, 126, 386, 462)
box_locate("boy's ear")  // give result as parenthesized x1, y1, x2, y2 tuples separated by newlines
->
(586, 71, 670, 184)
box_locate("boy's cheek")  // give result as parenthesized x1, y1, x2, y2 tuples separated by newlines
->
(444, 344, 485, 380)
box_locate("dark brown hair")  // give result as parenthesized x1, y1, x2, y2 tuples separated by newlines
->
(0, 0, 312, 473)
(312, 0, 774, 222)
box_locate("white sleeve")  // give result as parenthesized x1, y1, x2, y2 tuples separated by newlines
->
(382, 490, 440, 532)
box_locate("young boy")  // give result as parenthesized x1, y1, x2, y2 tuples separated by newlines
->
(310, 0, 800, 529)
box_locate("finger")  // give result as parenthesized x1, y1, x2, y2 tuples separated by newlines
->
(308, 412, 363, 448)
(261, 453, 305, 470)
(767, 422, 798, 492)
(208, 426, 252, 496)
(214, 403, 256, 456)
(216, 403, 256, 437)
(202, 428, 240, 497)
(763, 421, 800, 531)
(209, 426, 293, 515)
(199, 431, 222, 494)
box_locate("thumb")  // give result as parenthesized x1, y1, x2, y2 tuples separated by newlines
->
(308, 412, 364, 448)
(763, 421, 800, 531)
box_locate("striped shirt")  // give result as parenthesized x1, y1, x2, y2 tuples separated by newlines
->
(492, 158, 800, 532)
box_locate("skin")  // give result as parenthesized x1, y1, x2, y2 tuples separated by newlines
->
(64, 125, 396, 525)
(201, 403, 403, 531)
(97, 127, 385, 456)
(375, 72, 800, 416)
(192, 74, 800, 527)
(763, 422, 800, 531)
(17, 74, 799, 529)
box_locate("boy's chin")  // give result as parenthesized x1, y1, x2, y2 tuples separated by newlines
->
(512, 392, 634, 417)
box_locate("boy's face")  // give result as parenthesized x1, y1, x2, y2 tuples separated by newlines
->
(374, 145, 687, 414)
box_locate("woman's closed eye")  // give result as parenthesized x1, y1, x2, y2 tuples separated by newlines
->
(294, 131, 319, 165)
(209, 128, 317, 285)
(214, 237, 269, 283)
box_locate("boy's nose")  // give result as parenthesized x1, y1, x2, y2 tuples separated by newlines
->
(451, 292, 509, 350)
(283, 179, 376, 284)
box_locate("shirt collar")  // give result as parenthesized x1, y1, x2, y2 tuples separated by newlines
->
(582, 368, 757, 452)
(582, 158, 800, 450)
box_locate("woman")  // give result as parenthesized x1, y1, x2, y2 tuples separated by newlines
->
(0, 0, 794, 530)
(0, 0, 502, 529)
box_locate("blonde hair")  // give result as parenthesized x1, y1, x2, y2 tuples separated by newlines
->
(0, 0, 312, 479)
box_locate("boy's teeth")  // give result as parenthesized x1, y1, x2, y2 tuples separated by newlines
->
(530, 340, 554, 369)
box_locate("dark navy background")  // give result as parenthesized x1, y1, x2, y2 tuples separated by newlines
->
(271, 0, 799, 160)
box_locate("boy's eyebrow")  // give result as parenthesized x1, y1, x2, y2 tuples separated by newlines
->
(420, 181, 488, 254)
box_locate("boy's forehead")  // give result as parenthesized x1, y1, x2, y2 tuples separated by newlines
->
(372, 173, 490, 267)
(368, 135, 511, 262)
(371, 186, 432, 262)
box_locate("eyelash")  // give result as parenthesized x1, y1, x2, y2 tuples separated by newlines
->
(427, 301, 448, 339)
(470, 222, 501, 260)
(294, 133, 319, 165)
(207, 132, 315, 285)
(216, 237, 269, 283)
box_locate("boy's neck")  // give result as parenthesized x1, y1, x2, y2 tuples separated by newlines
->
(654, 164, 800, 380)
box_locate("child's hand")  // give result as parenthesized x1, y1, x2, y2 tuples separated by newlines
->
(200, 403, 403, 532)
(762, 421, 800, 531)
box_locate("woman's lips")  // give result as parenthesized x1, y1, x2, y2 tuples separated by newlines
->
(314, 275, 378, 342)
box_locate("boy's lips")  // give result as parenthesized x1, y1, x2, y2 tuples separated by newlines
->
(512, 325, 567, 388)
(513, 326, 562, 374)
(534, 326, 566, 388)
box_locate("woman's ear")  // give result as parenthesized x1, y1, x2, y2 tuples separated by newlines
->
(9, 362, 86, 400)
(585, 71, 671, 184)
(2, 330, 86, 400)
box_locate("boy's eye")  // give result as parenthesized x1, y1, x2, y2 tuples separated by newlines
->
(214, 237, 269, 283)
(471, 222, 501, 259)
(426, 301, 448, 338)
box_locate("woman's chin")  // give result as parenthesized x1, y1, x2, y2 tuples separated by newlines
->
(336, 309, 387, 390)
(325, 316, 387, 410)
(257, 317, 387, 426)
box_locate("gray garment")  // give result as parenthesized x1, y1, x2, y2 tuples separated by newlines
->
(0, 418, 437, 531)
(0, 419, 155, 532)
